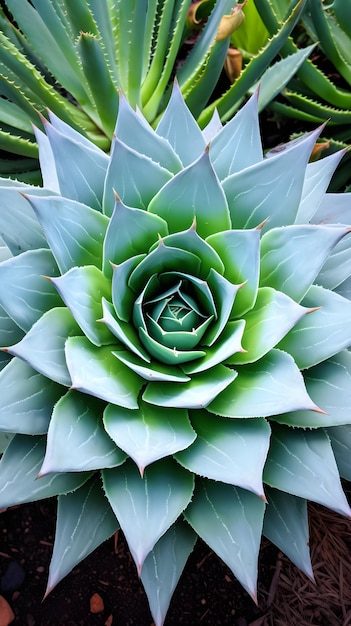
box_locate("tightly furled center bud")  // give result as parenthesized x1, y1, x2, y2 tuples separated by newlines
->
(134, 273, 215, 361)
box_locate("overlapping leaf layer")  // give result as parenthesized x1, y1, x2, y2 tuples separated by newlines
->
(0, 85, 351, 625)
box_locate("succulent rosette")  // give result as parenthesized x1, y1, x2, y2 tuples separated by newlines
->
(1, 84, 351, 624)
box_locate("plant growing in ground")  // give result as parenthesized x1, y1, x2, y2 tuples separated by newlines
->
(1, 85, 351, 625)
(0, 0, 311, 182)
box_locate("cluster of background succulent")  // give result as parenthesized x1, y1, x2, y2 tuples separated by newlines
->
(0, 1, 351, 625)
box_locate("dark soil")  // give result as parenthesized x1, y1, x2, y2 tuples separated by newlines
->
(0, 498, 278, 626)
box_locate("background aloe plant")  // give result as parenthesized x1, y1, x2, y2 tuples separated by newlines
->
(0, 84, 351, 625)
(0, 0, 313, 183)
(254, 0, 351, 190)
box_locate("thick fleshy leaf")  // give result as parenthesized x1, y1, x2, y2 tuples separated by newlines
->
(183, 320, 245, 375)
(141, 520, 197, 626)
(229, 287, 309, 365)
(0, 304, 24, 349)
(176, 411, 270, 497)
(103, 400, 196, 474)
(264, 425, 351, 517)
(209, 91, 262, 181)
(65, 337, 142, 409)
(0, 358, 63, 435)
(40, 391, 126, 475)
(148, 150, 231, 238)
(296, 150, 346, 224)
(6, 307, 80, 386)
(102, 458, 194, 572)
(0, 249, 61, 331)
(25, 195, 109, 274)
(101, 298, 150, 361)
(103, 137, 173, 216)
(47, 477, 119, 595)
(113, 350, 191, 383)
(259, 225, 350, 302)
(112, 254, 146, 322)
(103, 199, 168, 276)
(138, 326, 206, 366)
(312, 192, 351, 226)
(263, 488, 314, 580)
(143, 365, 237, 409)
(204, 269, 242, 346)
(222, 128, 322, 231)
(44, 121, 108, 211)
(184, 479, 265, 600)
(208, 349, 318, 418)
(272, 351, 351, 428)
(116, 93, 182, 174)
(160, 226, 224, 278)
(207, 229, 260, 316)
(329, 425, 351, 481)
(51, 267, 112, 346)
(156, 81, 206, 167)
(128, 244, 201, 293)
(34, 126, 60, 192)
(0, 434, 92, 508)
(316, 233, 351, 290)
(278, 285, 351, 369)
(0, 186, 49, 255)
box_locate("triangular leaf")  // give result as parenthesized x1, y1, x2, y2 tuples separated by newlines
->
(47, 476, 119, 595)
(40, 390, 126, 475)
(103, 400, 196, 474)
(148, 151, 231, 238)
(278, 285, 351, 369)
(263, 488, 314, 580)
(0, 248, 61, 331)
(0, 358, 63, 435)
(65, 336, 142, 409)
(184, 479, 265, 600)
(176, 411, 270, 497)
(141, 520, 196, 626)
(260, 225, 350, 302)
(102, 458, 194, 572)
(7, 307, 81, 386)
(264, 424, 351, 517)
(25, 194, 109, 274)
(0, 434, 92, 508)
(208, 349, 317, 418)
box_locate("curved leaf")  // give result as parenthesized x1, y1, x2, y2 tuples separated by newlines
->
(0, 434, 92, 508)
(229, 287, 309, 365)
(263, 488, 314, 580)
(0, 357, 63, 435)
(148, 150, 231, 238)
(184, 479, 265, 600)
(26, 194, 109, 274)
(278, 285, 351, 369)
(7, 307, 80, 386)
(264, 424, 351, 517)
(143, 365, 237, 409)
(103, 400, 196, 474)
(259, 225, 350, 302)
(47, 476, 119, 596)
(208, 349, 318, 418)
(176, 411, 270, 497)
(0, 248, 60, 331)
(51, 266, 112, 346)
(40, 390, 126, 475)
(65, 337, 142, 409)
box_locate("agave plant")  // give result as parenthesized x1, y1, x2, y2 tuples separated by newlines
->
(0, 84, 351, 625)
(0, 0, 313, 183)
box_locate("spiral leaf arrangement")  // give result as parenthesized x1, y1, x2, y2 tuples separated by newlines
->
(0, 84, 351, 624)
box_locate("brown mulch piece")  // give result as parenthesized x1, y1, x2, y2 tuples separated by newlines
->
(256, 491, 351, 626)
